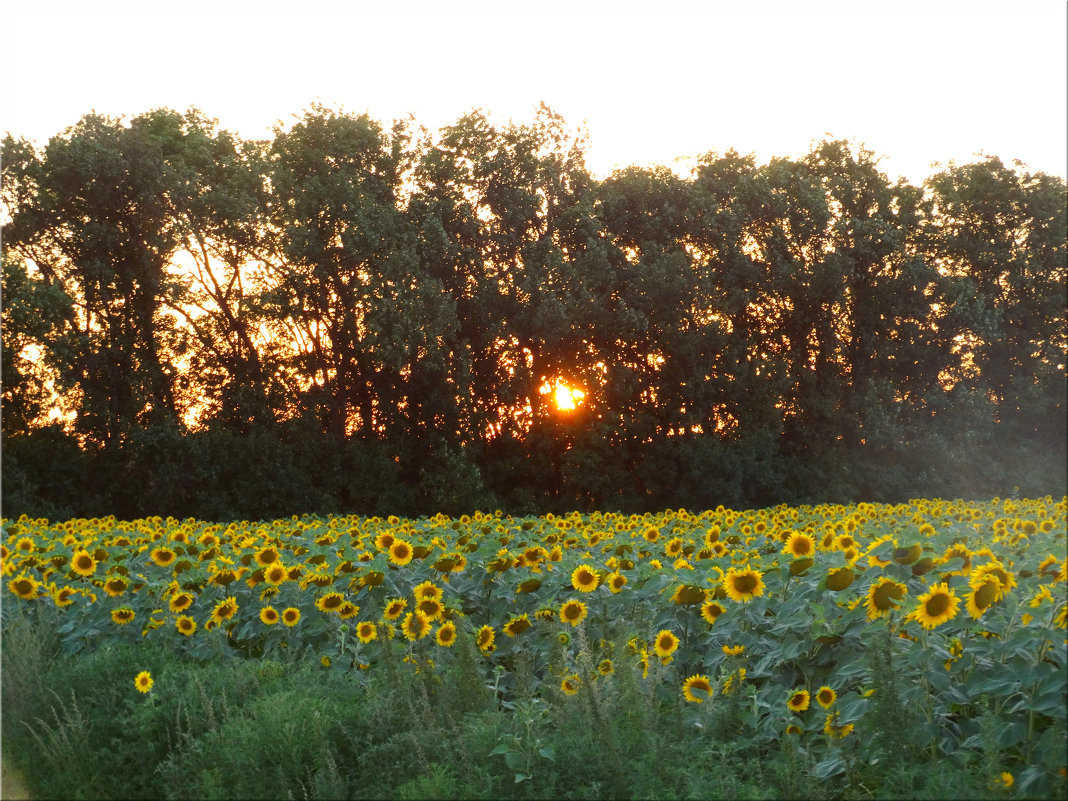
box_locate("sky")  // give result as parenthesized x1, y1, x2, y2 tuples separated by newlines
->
(2, 0, 1066, 185)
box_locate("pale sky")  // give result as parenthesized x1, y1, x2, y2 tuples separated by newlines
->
(2, 0, 1065, 185)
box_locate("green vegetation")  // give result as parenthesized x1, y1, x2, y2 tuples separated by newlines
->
(2, 499, 1065, 799)
(3, 106, 1065, 520)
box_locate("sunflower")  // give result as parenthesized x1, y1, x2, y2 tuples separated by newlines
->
(263, 562, 288, 586)
(169, 591, 194, 613)
(865, 577, 907, 620)
(815, 686, 837, 709)
(476, 624, 496, 653)
(282, 607, 301, 626)
(969, 562, 1016, 601)
(150, 548, 177, 568)
(211, 596, 238, 623)
(374, 531, 395, 551)
(598, 659, 614, 676)
(571, 564, 599, 592)
(175, 615, 197, 636)
(788, 689, 810, 712)
(402, 611, 432, 640)
(316, 592, 346, 614)
(940, 544, 973, 576)
(1037, 554, 1061, 580)
(383, 598, 408, 621)
(260, 606, 280, 625)
(212, 567, 246, 587)
(722, 644, 745, 656)
(112, 607, 136, 625)
(682, 674, 713, 703)
(823, 713, 854, 738)
(134, 671, 153, 694)
(413, 580, 443, 602)
(965, 579, 1001, 619)
(835, 534, 859, 551)
(785, 724, 802, 735)
(893, 544, 923, 565)
(503, 614, 531, 637)
(722, 667, 746, 696)
(909, 582, 959, 630)
(388, 539, 414, 566)
(15, 537, 35, 553)
(652, 629, 679, 659)
(670, 584, 706, 605)
(357, 621, 378, 643)
(416, 597, 445, 621)
(253, 546, 279, 567)
(339, 602, 360, 619)
(435, 621, 457, 647)
(720, 566, 762, 602)
(70, 550, 97, 577)
(990, 772, 1013, 790)
(783, 532, 816, 559)
(560, 674, 580, 696)
(606, 572, 627, 593)
(560, 599, 588, 626)
(692, 602, 723, 629)
(1030, 584, 1055, 609)
(9, 576, 39, 600)
(825, 567, 856, 592)
(51, 585, 76, 607)
(665, 537, 684, 558)
(703, 525, 721, 546)
(102, 576, 129, 597)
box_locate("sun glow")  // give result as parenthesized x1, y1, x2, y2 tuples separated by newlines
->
(541, 380, 585, 412)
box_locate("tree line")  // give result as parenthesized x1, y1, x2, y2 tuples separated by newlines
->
(2, 105, 1065, 520)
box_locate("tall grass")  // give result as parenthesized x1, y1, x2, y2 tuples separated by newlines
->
(2, 611, 1052, 800)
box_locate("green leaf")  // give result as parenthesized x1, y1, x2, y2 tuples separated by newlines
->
(514, 773, 529, 783)
(488, 744, 512, 756)
(1015, 765, 1046, 796)
(997, 720, 1028, 749)
(504, 751, 524, 771)
(538, 747, 555, 762)
(968, 676, 1018, 696)
(1027, 692, 1067, 720)
(811, 755, 847, 779)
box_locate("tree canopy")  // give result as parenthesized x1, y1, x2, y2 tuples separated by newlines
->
(3, 106, 1065, 520)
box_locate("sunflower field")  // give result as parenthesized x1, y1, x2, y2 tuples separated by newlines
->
(3, 496, 1066, 799)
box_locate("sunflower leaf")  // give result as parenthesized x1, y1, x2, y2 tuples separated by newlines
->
(504, 751, 524, 771)
(811, 755, 847, 779)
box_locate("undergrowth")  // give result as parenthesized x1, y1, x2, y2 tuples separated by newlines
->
(2, 613, 1049, 800)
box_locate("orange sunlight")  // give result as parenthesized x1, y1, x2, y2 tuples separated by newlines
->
(541, 379, 585, 412)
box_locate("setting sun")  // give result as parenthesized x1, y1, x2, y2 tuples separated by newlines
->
(541, 380, 585, 412)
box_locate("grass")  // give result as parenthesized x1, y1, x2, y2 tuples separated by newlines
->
(1, 611, 1050, 801)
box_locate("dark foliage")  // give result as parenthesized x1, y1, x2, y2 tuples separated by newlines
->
(2, 107, 1065, 519)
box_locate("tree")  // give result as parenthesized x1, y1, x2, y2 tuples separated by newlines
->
(2, 114, 189, 448)
(263, 106, 457, 446)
